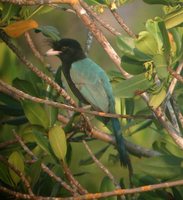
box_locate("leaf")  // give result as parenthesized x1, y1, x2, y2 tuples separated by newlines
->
(3, 19, 38, 38)
(35, 25, 61, 41)
(149, 87, 166, 109)
(114, 73, 153, 98)
(153, 54, 169, 79)
(13, 78, 39, 97)
(165, 7, 183, 29)
(121, 56, 145, 75)
(135, 31, 158, 56)
(143, 0, 177, 5)
(33, 130, 52, 155)
(0, 162, 12, 186)
(100, 177, 117, 200)
(136, 155, 183, 179)
(48, 125, 67, 160)
(8, 151, 24, 185)
(21, 100, 49, 129)
(116, 36, 150, 61)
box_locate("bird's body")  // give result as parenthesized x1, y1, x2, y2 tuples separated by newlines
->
(46, 39, 130, 168)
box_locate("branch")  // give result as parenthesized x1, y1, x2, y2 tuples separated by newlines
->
(110, 9, 136, 38)
(1, 179, 183, 199)
(61, 161, 88, 194)
(168, 66, 183, 84)
(82, 141, 120, 187)
(24, 32, 45, 64)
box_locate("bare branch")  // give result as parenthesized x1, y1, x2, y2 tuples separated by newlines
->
(24, 32, 45, 64)
(168, 66, 183, 84)
(80, 0, 121, 36)
(110, 9, 136, 38)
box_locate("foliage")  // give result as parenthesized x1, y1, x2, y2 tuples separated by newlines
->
(0, 0, 183, 199)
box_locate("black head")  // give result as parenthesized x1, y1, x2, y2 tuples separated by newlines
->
(49, 38, 86, 63)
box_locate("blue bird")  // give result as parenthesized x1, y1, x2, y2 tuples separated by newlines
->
(46, 38, 131, 168)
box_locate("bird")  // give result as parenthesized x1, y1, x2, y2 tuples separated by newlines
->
(46, 38, 131, 168)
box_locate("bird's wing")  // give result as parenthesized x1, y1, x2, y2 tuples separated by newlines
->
(70, 58, 114, 112)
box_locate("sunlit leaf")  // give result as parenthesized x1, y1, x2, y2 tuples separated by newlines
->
(165, 7, 183, 29)
(149, 87, 166, 109)
(8, 151, 24, 185)
(135, 31, 158, 56)
(3, 19, 38, 38)
(48, 125, 67, 160)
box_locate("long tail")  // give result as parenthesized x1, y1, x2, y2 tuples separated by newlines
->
(111, 118, 131, 168)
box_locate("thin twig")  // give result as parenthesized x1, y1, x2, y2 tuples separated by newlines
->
(168, 62, 183, 96)
(61, 161, 88, 194)
(24, 32, 45, 64)
(0, 139, 18, 149)
(80, 0, 121, 36)
(0, 155, 34, 197)
(82, 140, 122, 190)
(110, 9, 136, 38)
(168, 66, 183, 84)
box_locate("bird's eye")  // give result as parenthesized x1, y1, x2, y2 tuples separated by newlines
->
(62, 46, 69, 51)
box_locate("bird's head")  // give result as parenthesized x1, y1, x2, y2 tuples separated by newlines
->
(45, 38, 85, 63)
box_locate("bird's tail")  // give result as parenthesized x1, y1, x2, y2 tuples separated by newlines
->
(111, 118, 131, 168)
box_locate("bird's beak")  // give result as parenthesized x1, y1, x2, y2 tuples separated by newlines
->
(45, 48, 62, 56)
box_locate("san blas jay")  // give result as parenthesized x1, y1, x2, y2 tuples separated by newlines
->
(46, 38, 131, 169)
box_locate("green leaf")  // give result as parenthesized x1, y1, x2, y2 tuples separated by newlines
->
(153, 54, 169, 79)
(45, 106, 58, 128)
(35, 25, 61, 41)
(21, 100, 49, 129)
(0, 162, 12, 186)
(8, 151, 24, 185)
(136, 155, 183, 179)
(29, 160, 41, 188)
(100, 177, 117, 200)
(13, 78, 39, 97)
(114, 73, 153, 98)
(143, 0, 179, 5)
(33, 130, 52, 155)
(165, 7, 183, 29)
(121, 56, 145, 75)
(149, 87, 166, 109)
(48, 125, 67, 160)
(117, 36, 150, 61)
(135, 31, 158, 56)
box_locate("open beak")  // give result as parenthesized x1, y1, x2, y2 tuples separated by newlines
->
(45, 48, 62, 56)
